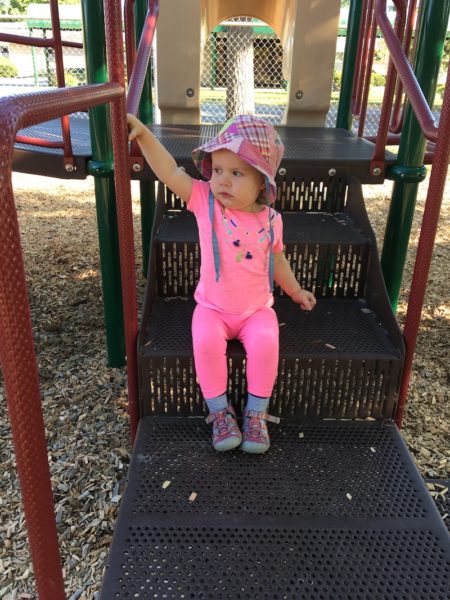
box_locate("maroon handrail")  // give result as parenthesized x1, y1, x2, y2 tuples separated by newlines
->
(375, 0, 438, 143)
(396, 61, 450, 426)
(357, 0, 377, 137)
(370, 0, 407, 172)
(126, 0, 159, 116)
(0, 82, 123, 599)
(124, 0, 138, 83)
(352, 0, 370, 116)
(0, 32, 82, 49)
(0, 0, 80, 166)
(389, 0, 418, 134)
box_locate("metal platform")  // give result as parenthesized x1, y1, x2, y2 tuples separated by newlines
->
(13, 115, 91, 179)
(144, 125, 397, 183)
(139, 297, 403, 420)
(12, 119, 397, 182)
(155, 210, 371, 298)
(100, 419, 450, 599)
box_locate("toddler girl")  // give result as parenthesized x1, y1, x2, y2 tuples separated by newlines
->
(127, 114, 316, 454)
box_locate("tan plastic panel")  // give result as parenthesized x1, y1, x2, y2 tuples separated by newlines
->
(156, 0, 340, 126)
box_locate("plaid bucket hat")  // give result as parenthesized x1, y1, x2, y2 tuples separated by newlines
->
(192, 115, 284, 204)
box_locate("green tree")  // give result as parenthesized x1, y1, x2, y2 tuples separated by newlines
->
(1, 0, 79, 13)
(0, 0, 29, 14)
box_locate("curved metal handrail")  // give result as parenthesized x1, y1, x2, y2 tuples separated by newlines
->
(125, 0, 159, 116)
(375, 0, 438, 143)
(0, 82, 123, 600)
(0, 0, 83, 165)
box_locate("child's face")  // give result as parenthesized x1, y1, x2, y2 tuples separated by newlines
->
(210, 150, 265, 212)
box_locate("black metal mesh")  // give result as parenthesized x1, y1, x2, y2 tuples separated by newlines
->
(143, 298, 398, 358)
(130, 420, 427, 518)
(15, 115, 92, 156)
(147, 125, 396, 180)
(100, 421, 450, 600)
(139, 298, 402, 419)
(156, 210, 370, 297)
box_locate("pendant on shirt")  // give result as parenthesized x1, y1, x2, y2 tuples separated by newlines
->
(221, 206, 270, 262)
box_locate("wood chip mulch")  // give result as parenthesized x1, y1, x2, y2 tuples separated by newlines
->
(0, 172, 448, 598)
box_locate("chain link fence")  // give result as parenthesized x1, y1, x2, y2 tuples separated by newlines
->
(200, 17, 287, 125)
(0, 10, 445, 133)
(0, 13, 87, 117)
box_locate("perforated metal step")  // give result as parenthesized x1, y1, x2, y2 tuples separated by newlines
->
(100, 419, 450, 599)
(138, 297, 402, 419)
(141, 125, 396, 183)
(155, 211, 370, 298)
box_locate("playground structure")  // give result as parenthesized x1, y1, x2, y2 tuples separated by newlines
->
(0, 0, 450, 597)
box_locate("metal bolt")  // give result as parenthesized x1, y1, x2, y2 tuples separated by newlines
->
(295, 90, 304, 100)
(328, 168, 336, 176)
(186, 88, 195, 98)
(278, 167, 286, 176)
(132, 163, 142, 172)
(65, 163, 75, 173)
(372, 167, 382, 176)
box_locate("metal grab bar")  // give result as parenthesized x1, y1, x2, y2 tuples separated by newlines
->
(370, 0, 407, 171)
(126, 0, 159, 116)
(396, 61, 450, 426)
(0, 32, 82, 49)
(389, 0, 418, 134)
(0, 0, 82, 164)
(375, 0, 438, 143)
(0, 82, 123, 600)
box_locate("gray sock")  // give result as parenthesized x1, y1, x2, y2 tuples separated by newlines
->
(246, 393, 270, 413)
(205, 393, 228, 413)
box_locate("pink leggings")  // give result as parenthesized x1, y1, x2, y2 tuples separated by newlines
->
(192, 304, 279, 399)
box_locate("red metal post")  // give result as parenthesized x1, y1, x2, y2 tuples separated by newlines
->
(104, 0, 140, 443)
(370, 0, 407, 173)
(49, 0, 74, 168)
(357, 1, 377, 136)
(396, 64, 450, 427)
(389, 0, 418, 134)
(375, 0, 438, 143)
(352, 0, 370, 116)
(0, 83, 122, 599)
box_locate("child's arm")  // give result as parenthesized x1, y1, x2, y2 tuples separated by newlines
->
(273, 251, 316, 311)
(127, 114, 193, 203)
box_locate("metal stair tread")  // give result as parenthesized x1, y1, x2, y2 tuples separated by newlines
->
(141, 297, 401, 359)
(100, 419, 450, 599)
(156, 209, 369, 245)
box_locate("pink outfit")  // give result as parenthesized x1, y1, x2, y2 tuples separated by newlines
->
(192, 304, 279, 398)
(188, 180, 283, 314)
(188, 180, 283, 397)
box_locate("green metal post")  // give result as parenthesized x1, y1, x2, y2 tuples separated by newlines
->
(135, 0, 156, 277)
(381, 0, 450, 311)
(336, 0, 363, 130)
(81, 0, 125, 366)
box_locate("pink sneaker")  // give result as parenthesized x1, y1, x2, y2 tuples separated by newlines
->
(241, 409, 280, 454)
(205, 405, 242, 451)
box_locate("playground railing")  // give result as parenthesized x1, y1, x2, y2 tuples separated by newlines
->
(124, 0, 159, 167)
(0, 0, 139, 596)
(372, 0, 450, 425)
(0, 0, 84, 171)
